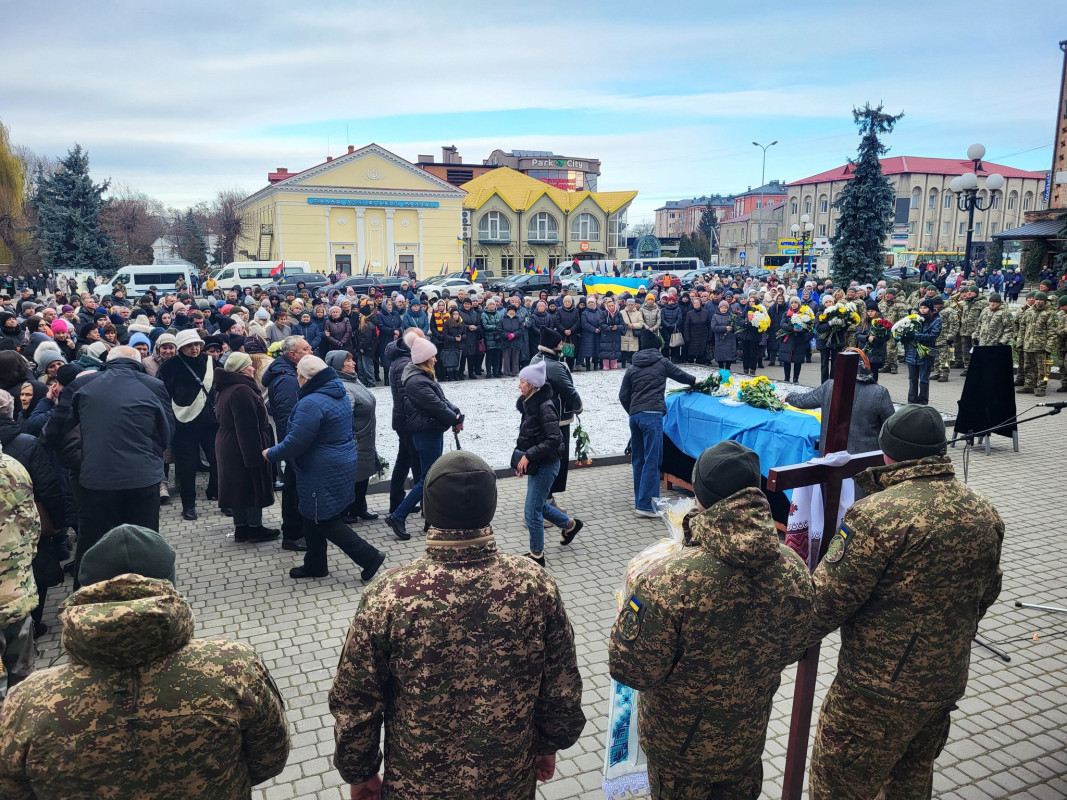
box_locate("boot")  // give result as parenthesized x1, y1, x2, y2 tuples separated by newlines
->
(182, 502, 198, 521)
(361, 550, 386, 582)
(1017, 386, 1034, 394)
(889, 365, 898, 374)
(159, 481, 170, 505)
(237, 525, 281, 543)
(1057, 384, 1067, 393)
(1035, 387, 1046, 397)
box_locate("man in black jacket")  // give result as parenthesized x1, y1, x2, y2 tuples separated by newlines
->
(385, 329, 424, 514)
(71, 346, 175, 587)
(619, 330, 696, 517)
(530, 327, 583, 510)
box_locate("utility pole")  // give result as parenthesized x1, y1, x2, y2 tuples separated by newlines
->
(753, 141, 777, 271)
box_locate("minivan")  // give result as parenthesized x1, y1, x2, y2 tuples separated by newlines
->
(211, 261, 313, 291)
(94, 264, 196, 298)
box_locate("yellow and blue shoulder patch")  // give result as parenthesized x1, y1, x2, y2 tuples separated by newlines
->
(824, 523, 854, 564)
(616, 595, 645, 642)
(628, 596, 642, 614)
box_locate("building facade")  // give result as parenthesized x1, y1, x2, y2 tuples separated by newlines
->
(482, 149, 601, 192)
(415, 146, 497, 188)
(654, 195, 732, 238)
(1050, 39, 1067, 210)
(727, 181, 788, 219)
(785, 157, 1047, 255)
(460, 167, 635, 276)
(235, 144, 465, 278)
(718, 202, 784, 266)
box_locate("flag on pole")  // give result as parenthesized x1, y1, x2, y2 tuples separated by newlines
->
(469, 266, 478, 282)
(270, 261, 284, 277)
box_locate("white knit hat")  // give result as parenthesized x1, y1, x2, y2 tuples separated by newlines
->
(297, 355, 328, 379)
(174, 329, 202, 350)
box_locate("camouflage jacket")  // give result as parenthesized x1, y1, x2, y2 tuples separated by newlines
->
(809, 456, 1003, 707)
(1021, 304, 1058, 352)
(609, 489, 812, 783)
(329, 525, 584, 800)
(0, 576, 289, 800)
(976, 305, 1012, 346)
(1013, 304, 1033, 346)
(1056, 309, 1067, 354)
(0, 451, 40, 628)
(959, 298, 984, 336)
(879, 299, 909, 324)
(936, 305, 959, 346)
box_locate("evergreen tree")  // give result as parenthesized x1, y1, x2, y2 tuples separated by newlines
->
(1055, 210, 1067, 273)
(33, 144, 115, 275)
(677, 233, 694, 258)
(986, 238, 1004, 273)
(1022, 240, 1047, 283)
(830, 103, 904, 286)
(691, 232, 712, 264)
(182, 209, 208, 269)
(698, 199, 719, 251)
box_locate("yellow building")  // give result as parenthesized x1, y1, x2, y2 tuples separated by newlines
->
(460, 168, 636, 276)
(236, 143, 465, 277)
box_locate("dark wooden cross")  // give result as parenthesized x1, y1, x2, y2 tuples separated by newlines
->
(766, 350, 885, 800)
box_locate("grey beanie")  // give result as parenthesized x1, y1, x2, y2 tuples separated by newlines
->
(324, 350, 351, 373)
(79, 524, 177, 587)
(691, 441, 761, 509)
(878, 404, 947, 462)
(987, 292, 1002, 304)
(423, 450, 497, 530)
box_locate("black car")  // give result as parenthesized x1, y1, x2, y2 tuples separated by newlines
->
(263, 272, 330, 292)
(326, 276, 382, 295)
(493, 272, 562, 295)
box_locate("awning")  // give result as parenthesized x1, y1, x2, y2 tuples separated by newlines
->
(992, 218, 1064, 240)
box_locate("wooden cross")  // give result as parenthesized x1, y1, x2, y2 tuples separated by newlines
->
(766, 350, 886, 800)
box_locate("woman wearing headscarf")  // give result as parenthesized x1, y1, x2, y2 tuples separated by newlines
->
(554, 295, 581, 371)
(682, 297, 711, 364)
(710, 300, 737, 370)
(599, 297, 623, 370)
(158, 329, 218, 521)
(214, 351, 278, 543)
(324, 350, 380, 524)
(264, 356, 385, 581)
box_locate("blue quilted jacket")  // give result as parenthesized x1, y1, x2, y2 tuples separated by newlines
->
(266, 367, 356, 521)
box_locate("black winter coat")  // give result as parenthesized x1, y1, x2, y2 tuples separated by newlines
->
(515, 385, 564, 467)
(500, 313, 523, 350)
(262, 354, 299, 441)
(619, 348, 696, 415)
(599, 309, 623, 360)
(777, 313, 810, 364)
(0, 416, 65, 528)
(579, 308, 602, 359)
(386, 339, 412, 431)
(530, 349, 583, 425)
(356, 316, 378, 355)
(401, 362, 462, 434)
(555, 306, 582, 349)
(458, 308, 481, 356)
(376, 309, 403, 354)
(213, 368, 275, 511)
(682, 306, 711, 358)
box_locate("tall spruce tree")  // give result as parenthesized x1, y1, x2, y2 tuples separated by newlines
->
(830, 103, 904, 285)
(182, 209, 208, 269)
(34, 144, 115, 274)
(698, 199, 719, 251)
(677, 233, 694, 257)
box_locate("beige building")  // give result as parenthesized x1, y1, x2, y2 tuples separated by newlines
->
(654, 195, 731, 238)
(1051, 39, 1067, 210)
(785, 157, 1047, 257)
(718, 201, 784, 266)
(235, 144, 465, 277)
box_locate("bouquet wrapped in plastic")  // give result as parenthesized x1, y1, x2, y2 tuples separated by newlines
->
(891, 314, 929, 358)
(861, 317, 893, 355)
(776, 305, 815, 341)
(817, 301, 860, 349)
(737, 374, 784, 412)
(746, 303, 771, 334)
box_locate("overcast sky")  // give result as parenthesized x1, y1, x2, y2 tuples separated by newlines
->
(2, 0, 1063, 224)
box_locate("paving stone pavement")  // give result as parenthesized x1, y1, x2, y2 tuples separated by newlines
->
(32, 358, 1067, 799)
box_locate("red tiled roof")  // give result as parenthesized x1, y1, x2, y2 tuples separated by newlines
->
(787, 156, 1046, 186)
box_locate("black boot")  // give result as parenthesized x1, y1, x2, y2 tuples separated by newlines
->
(182, 501, 198, 521)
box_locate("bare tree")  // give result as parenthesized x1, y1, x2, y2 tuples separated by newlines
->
(209, 188, 248, 265)
(100, 184, 167, 265)
(628, 221, 654, 238)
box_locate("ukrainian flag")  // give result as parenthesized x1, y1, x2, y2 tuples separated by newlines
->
(469, 266, 478, 282)
(582, 275, 648, 296)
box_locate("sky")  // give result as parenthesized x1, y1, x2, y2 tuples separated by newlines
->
(2, 0, 1064, 225)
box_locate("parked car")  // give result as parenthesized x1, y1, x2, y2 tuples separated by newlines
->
(419, 276, 485, 302)
(263, 272, 330, 292)
(680, 269, 710, 290)
(883, 266, 921, 283)
(327, 276, 382, 295)
(492, 272, 562, 295)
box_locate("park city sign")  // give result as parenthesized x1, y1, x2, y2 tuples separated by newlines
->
(529, 158, 587, 169)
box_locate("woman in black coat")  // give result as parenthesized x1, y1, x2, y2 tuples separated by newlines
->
(855, 300, 888, 382)
(355, 304, 378, 387)
(457, 299, 481, 379)
(439, 309, 465, 381)
(554, 296, 582, 371)
(213, 353, 277, 542)
(682, 298, 711, 364)
(777, 297, 810, 383)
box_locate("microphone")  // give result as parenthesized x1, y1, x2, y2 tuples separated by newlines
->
(1035, 401, 1067, 409)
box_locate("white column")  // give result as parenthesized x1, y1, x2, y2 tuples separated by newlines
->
(417, 210, 424, 278)
(385, 210, 395, 272)
(324, 207, 331, 272)
(355, 209, 365, 271)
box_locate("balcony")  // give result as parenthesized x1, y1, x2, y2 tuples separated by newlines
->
(478, 233, 511, 244)
(527, 234, 559, 245)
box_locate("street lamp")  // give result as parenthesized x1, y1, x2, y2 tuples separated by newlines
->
(753, 140, 777, 271)
(790, 214, 815, 273)
(949, 143, 1004, 277)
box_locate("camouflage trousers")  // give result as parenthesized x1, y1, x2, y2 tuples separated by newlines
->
(810, 681, 953, 800)
(648, 757, 762, 800)
(960, 335, 973, 369)
(0, 615, 34, 701)
(884, 341, 898, 371)
(951, 335, 964, 367)
(935, 341, 953, 379)
(1021, 351, 1050, 390)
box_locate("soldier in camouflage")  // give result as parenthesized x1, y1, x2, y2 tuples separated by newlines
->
(0, 448, 40, 702)
(1018, 291, 1058, 397)
(0, 527, 289, 799)
(1012, 292, 1036, 386)
(808, 405, 1003, 800)
(957, 284, 984, 375)
(975, 292, 1012, 347)
(330, 451, 584, 800)
(1056, 294, 1067, 392)
(609, 441, 813, 799)
(934, 296, 959, 382)
(878, 287, 907, 374)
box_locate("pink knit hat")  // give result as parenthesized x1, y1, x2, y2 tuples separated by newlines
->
(410, 337, 438, 364)
(50, 319, 69, 334)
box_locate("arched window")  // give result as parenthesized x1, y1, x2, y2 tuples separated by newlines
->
(928, 188, 938, 210)
(819, 194, 829, 213)
(910, 187, 922, 209)
(478, 211, 511, 242)
(1007, 191, 1018, 210)
(944, 192, 953, 209)
(528, 212, 559, 243)
(570, 213, 600, 241)
(1023, 192, 1033, 211)
(803, 195, 812, 214)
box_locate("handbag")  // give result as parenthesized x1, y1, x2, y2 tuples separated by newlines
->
(511, 448, 539, 475)
(669, 331, 684, 348)
(561, 342, 575, 358)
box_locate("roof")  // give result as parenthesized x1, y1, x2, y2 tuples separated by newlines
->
(718, 201, 785, 224)
(788, 157, 1046, 186)
(460, 167, 637, 214)
(732, 181, 787, 198)
(655, 194, 733, 211)
(991, 218, 1065, 240)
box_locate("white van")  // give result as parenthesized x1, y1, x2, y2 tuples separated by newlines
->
(211, 261, 312, 291)
(554, 259, 617, 292)
(94, 264, 195, 298)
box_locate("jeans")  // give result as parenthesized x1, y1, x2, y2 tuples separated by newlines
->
(394, 431, 444, 521)
(550, 424, 571, 494)
(389, 431, 421, 513)
(232, 506, 263, 527)
(629, 411, 663, 512)
(908, 361, 931, 405)
(524, 459, 571, 553)
(358, 354, 376, 385)
(75, 483, 160, 590)
(301, 513, 380, 574)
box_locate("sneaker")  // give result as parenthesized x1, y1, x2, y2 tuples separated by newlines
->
(633, 508, 658, 519)
(525, 552, 546, 567)
(560, 518, 583, 546)
(289, 566, 328, 579)
(281, 537, 308, 552)
(386, 514, 411, 541)
(361, 550, 386, 582)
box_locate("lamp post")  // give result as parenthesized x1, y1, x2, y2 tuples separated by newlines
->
(949, 143, 1004, 278)
(791, 214, 815, 274)
(753, 140, 777, 272)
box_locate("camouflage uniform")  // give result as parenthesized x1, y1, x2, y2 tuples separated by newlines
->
(1056, 304, 1067, 392)
(329, 524, 585, 800)
(1013, 302, 1033, 385)
(0, 575, 289, 799)
(879, 295, 907, 373)
(0, 452, 40, 702)
(609, 489, 813, 799)
(1019, 300, 1058, 396)
(957, 295, 984, 373)
(975, 304, 1012, 347)
(808, 456, 1003, 800)
(935, 304, 959, 381)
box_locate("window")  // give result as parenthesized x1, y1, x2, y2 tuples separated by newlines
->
(991, 194, 999, 209)
(740, 229, 745, 243)
(942, 221, 950, 236)
(975, 222, 982, 236)
(928, 189, 938, 209)
(608, 209, 627, 250)
(910, 188, 921, 209)
(925, 221, 934, 235)
(669, 212, 675, 219)
(527, 212, 558, 243)
(908, 222, 915, 235)
(819, 224, 827, 236)
(791, 201, 798, 215)
(1023, 192, 1033, 210)
(500, 255, 515, 275)
(958, 222, 966, 236)
(819, 196, 828, 213)
(991, 222, 999, 235)
(944, 192, 953, 209)
(1007, 192, 1017, 210)
(804, 197, 812, 214)
(478, 211, 511, 243)
(571, 213, 600, 241)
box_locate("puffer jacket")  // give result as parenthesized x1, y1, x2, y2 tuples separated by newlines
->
(375, 309, 403, 354)
(0, 417, 65, 529)
(401, 308, 430, 336)
(609, 489, 812, 784)
(291, 320, 322, 353)
(904, 314, 942, 365)
(261, 354, 299, 441)
(618, 348, 696, 415)
(401, 362, 462, 434)
(355, 315, 378, 355)
(480, 308, 503, 350)
(266, 367, 356, 521)
(640, 303, 661, 333)
(500, 313, 523, 350)
(386, 339, 412, 431)
(324, 316, 353, 351)
(660, 302, 682, 336)
(514, 384, 564, 467)
(458, 308, 480, 356)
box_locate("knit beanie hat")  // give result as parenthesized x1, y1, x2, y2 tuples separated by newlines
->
(50, 319, 69, 334)
(34, 344, 66, 372)
(174, 329, 202, 350)
(56, 364, 82, 386)
(1034, 291, 1048, 301)
(878, 404, 947, 462)
(0, 389, 14, 419)
(638, 329, 663, 350)
(79, 524, 177, 587)
(224, 352, 252, 373)
(410, 337, 437, 364)
(85, 341, 109, 359)
(691, 441, 761, 509)
(423, 450, 497, 530)
(988, 293, 1002, 303)
(216, 316, 237, 334)
(154, 333, 177, 351)
(228, 334, 246, 352)
(128, 332, 151, 350)
(297, 354, 327, 379)
(324, 350, 350, 372)
(255, 308, 270, 320)
(517, 359, 547, 388)
(538, 327, 562, 350)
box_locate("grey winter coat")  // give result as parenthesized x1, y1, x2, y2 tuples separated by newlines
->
(337, 372, 378, 482)
(784, 378, 895, 456)
(710, 311, 738, 363)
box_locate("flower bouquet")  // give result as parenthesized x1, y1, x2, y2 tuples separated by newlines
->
(861, 317, 894, 354)
(776, 306, 815, 341)
(817, 301, 860, 349)
(891, 314, 929, 358)
(746, 303, 771, 334)
(669, 371, 722, 396)
(573, 417, 593, 466)
(737, 374, 784, 412)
